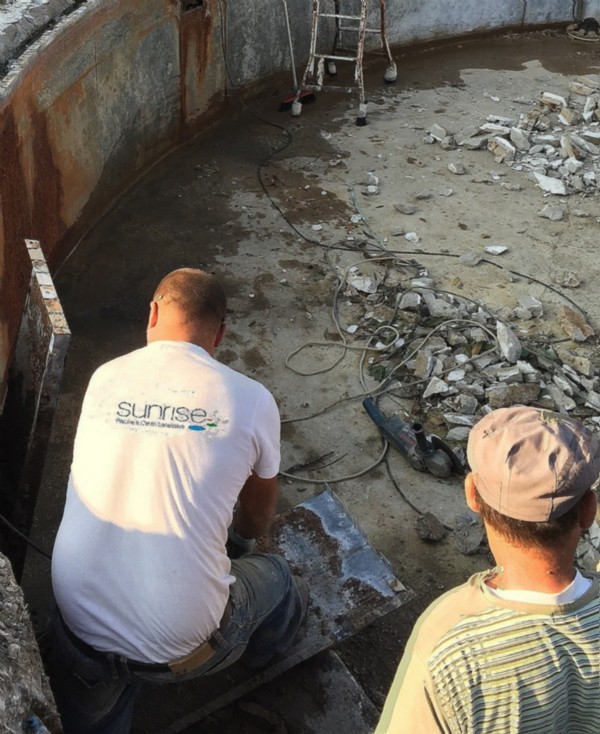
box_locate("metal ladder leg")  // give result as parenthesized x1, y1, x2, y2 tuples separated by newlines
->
(292, 0, 396, 125)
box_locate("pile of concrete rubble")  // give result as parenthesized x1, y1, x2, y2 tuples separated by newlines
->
(343, 262, 600, 565)
(425, 74, 600, 217)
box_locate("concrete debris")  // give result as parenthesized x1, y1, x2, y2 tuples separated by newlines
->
(394, 202, 417, 215)
(557, 305, 595, 342)
(345, 259, 598, 454)
(397, 291, 420, 310)
(488, 136, 515, 162)
(423, 376, 450, 398)
(415, 512, 447, 542)
(445, 426, 471, 442)
(405, 232, 420, 243)
(539, 203, 565, 221)
(496, 321, 521, 363)
(424, 75, 600, 200)
(510, 127, 530, 151)
(553, 270, 581, 288)
(534, 172, 566, 195)
(453, 511, 484, 555)
(447, 162, 467, 175)
(555, 348, 594, 377)
(458, 252, 483, 266)
(427, 123, 448, 141)
(346, 272, 378, 294)
(484, 245, 507, 255)
(517, 295, 543, 317)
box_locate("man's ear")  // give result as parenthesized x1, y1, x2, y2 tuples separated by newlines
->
(465, 473, 481, 514)
(214, 321, 226, 350)
(148, 300, 159, 331)
(579, 489, 598, 531)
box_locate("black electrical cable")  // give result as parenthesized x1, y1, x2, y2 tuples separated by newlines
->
(0, 511, 51, 560)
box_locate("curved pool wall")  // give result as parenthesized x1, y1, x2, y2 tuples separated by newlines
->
(0, 0, 587, 453)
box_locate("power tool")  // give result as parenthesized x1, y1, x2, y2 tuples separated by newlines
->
(363, 398, 466, 479)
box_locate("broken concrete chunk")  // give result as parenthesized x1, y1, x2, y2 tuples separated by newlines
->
(394, 202, 417, 215)
(517, 295, 543, 317)
(416, 512, 447, 542)
(570, 80, 597, 96)
(346, 272, 378, 294)
(540, 202, 566, 221)
(496, 321, 522, 363)
(552, 270, 581, 288)
(540, 92, 568, 111)
(510, 127, 531, 151)
(583, 170, 597, 186)
(448, 162, 467, 175)
(411, 277, 434, 288)
(462, 135, 490, 150)
(544, 385, 576, 413)
(488, 136, 516, 162)
(534, 172, 566, 195)
(580, 129, 600, 145)
(484, 245, 508, 255)
(440, 136, 456, 150)
(572, 134, 600, 155)
(422, 291, 459, 319)
(557, 306, 595, 342)
(583, 95, 599, 122)
(585, 391, 600, 411)
(428, 123, 448, 141)
(564, 157, 584, 174)
(480, 123, 511, 135)
(397, 291, 421, 310)
(414, 351, 434, 380)
(458, 252, 483, 267)
(552, 373, 575, 396)
(405, 232, 420, 243)
(495, 366, 523, 384)
(445, 426, 471, 442)
(423, 377, 450, 398)
(556, 347, 594, 377)
(443, 414, 475, 426)
(457, 125, 479, 144)
(486, 382, 540, 409)
(514, 307, 532, 320)
(454, 511, 484, 555)
(558, 107, 582, 126)
(449, 394, 480, 414)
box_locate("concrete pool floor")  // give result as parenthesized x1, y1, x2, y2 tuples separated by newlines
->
(22, 28, 600, 732)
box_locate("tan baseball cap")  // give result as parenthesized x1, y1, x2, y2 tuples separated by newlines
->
(467, 406, 600, 522)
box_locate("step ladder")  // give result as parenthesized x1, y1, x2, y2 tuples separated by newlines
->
(292, 0, 397, 125)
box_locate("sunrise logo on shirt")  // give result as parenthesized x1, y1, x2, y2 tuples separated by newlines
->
(115, 400, 222, 432)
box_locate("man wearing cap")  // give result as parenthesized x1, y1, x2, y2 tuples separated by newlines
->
(375, 405, 600, 734)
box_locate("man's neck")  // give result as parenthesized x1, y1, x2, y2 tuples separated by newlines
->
(486, 526, 578, 593)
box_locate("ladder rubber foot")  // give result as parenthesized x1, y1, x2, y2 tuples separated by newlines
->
(356, 116, 367, 127)
(384, 63, 398, 84)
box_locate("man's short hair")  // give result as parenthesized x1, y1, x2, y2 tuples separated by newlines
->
(467, 406, 600, 522)
(153, 268, 227, 329)
(474, 485, 584, 547)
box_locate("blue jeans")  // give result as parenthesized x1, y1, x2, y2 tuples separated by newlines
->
(49, 553, 304, 734)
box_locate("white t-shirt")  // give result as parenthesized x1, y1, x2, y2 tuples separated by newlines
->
(52, 340, 280, 663)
